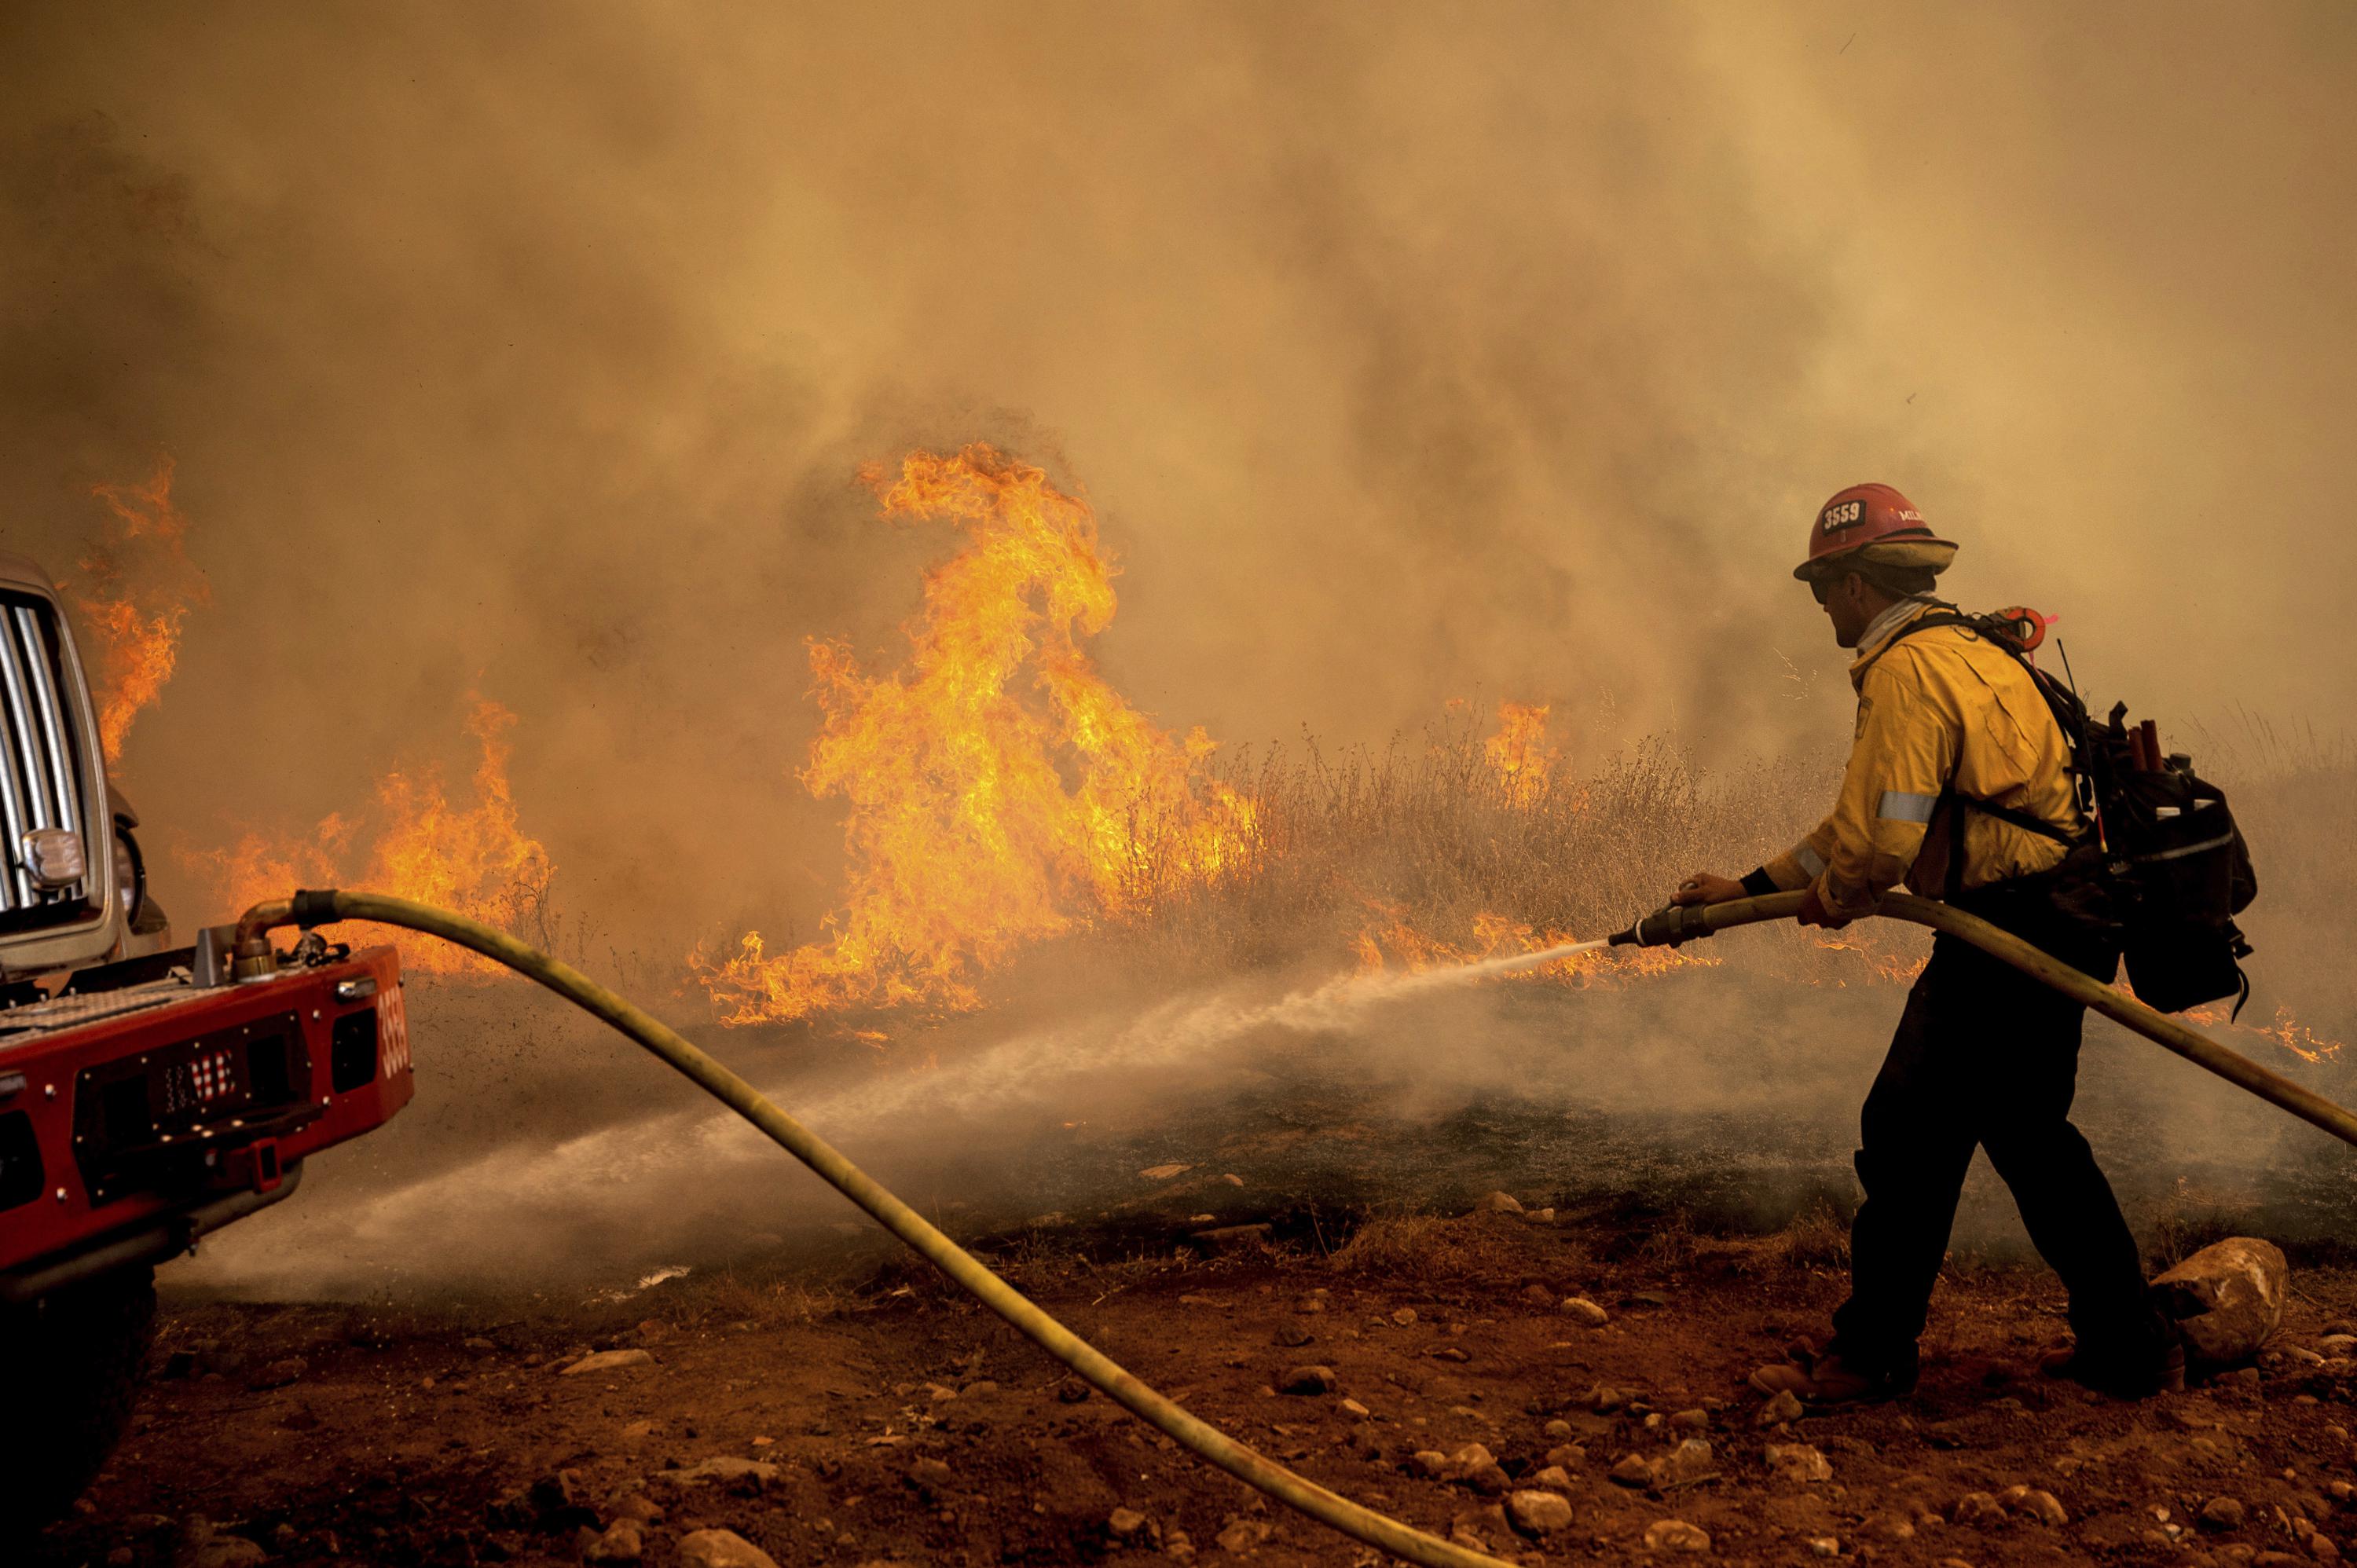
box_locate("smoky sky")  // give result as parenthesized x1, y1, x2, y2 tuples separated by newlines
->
(2, 2, 2352, 951)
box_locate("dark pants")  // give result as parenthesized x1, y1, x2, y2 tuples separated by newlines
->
(1828, 879, 2169, 1379)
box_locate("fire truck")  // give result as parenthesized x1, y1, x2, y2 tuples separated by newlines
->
(0, 550, 414, 1526)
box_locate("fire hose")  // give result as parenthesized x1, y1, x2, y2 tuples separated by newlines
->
(228, 888, 2357, 1568)
(232, 891, 1523, 1568)
(1607, 891, 2357, 1151)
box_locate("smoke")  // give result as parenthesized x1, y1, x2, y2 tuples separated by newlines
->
(5, 5, 2355, 1294)
(182, 951, 2341, 1301)
(5, 3, 2352, 951)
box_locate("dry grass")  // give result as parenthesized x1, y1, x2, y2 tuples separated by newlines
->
(1327, 1210, 1540, 1286)
(673, 1267, 848, 1328)
(1093, 712, 1929, 990)
(1774, 1199, 1855, 1272)
(1089, 702, 2357, 1028)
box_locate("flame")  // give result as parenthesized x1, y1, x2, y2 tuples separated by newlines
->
(2183, 999, 2344, 1064)
(695, 446, 1256, 1028)
(1806, 931, 1930, 987)
(1483, 701, 1559, 803)
(74, 456, 211, 764)
(186, 697, 552, 976)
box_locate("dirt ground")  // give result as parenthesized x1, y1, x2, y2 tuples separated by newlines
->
(38, 1211, 2357, 1568)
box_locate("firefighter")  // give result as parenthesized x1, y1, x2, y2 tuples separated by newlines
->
(1672, 483, 2177, 1406)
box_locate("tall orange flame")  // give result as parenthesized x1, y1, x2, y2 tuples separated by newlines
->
(695, 445, 1255, 1028)
(75, 456, 211, 764)
(185, 697, 552, 976)
(1483, 700, 1559, 803)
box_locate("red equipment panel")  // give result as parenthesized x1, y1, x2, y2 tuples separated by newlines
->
(0, 945, 412, 1279)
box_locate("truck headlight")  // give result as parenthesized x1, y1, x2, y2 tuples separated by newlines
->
(21, 826, 85, 889)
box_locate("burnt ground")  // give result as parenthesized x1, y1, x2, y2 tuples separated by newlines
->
(38, 1210, 2357, 1568)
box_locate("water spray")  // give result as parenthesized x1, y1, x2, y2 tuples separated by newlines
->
(235, 891, 1520, 1568)
(228, 887, 2357, 1568)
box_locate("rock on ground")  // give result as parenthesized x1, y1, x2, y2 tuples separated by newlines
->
(561, 1348, 654, 1376)
(2000, 1484, 2068, 1526)
(1609, 1453, 1656, 1488)
(177, 1526, 267, 1568)
(1506, 1489, 1574, 1533)
(1189, 1222, 1273, 1255)
(666, 1456, 779, 1488)
(2201, 1496, 2248, 1531)
(1562, 1296, 1611, 1327)
(1440, 1441, 1508, 1494)
(1215, 1517, 1272, 1552)
(2156, 1236, 2290, 1365)
(678, 1530, 779, 1568)
(583, 1518, 644, 1564)
(1278, 1364, 1336, 1394)
(1658, 1438, 1714, 1483)
(1644, 1518, 1712, 1552)
(1764, 1443, 1833, 1484)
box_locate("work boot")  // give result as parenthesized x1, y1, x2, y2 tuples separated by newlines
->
(2038, 1334, 2186, 1398)
(1750, 1346, 1916, 1409)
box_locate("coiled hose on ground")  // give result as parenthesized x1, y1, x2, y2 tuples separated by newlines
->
(229, 889, 2357, 1568)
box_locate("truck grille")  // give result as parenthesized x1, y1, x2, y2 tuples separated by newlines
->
(0, 594, 90, 923)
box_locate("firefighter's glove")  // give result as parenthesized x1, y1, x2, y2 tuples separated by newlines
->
(1672, 872, 1746, 908)
(1796, 881, 1857, 931)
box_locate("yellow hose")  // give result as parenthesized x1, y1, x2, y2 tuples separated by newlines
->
(236, 892, 1516, 1568)
(1657, 891, 2357, 1150)
(238, 886, 2357, 1566)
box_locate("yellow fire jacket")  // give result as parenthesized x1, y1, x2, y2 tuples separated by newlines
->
(1761, 600, 2080, 917)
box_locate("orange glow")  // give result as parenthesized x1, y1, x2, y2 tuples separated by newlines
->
(1806, 932, 1930, 987)
(695, 446, 1256, 1028)
(75, 456, 211, 765)
(1483, 701, 1559, 802)
(2185, 999, 2344, 1064)
(1351, 898, 1717, 987)
(186, 697, 552, 976)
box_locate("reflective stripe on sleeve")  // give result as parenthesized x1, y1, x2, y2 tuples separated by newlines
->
(1794, 844, 1827, 877)
(1876, 790, 1940, 824)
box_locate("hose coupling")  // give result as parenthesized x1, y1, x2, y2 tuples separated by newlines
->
(1608, 902, 1717, 948)
(228, 890, 343, 983)
(229, 934, 278, 982)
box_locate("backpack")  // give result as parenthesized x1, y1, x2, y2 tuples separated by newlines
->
(1874, 603, 2258, 1016)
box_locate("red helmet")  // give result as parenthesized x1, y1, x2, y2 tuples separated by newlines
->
(1794, 483, 1958, 581)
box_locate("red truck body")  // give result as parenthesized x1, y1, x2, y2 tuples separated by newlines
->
(0, 943, 413, 1299)
(0, 548, 427, 1524)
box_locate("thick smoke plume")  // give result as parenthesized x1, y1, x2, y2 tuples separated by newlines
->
(6, 4, 2353, 954)
(5, 6, 2354, 1295)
